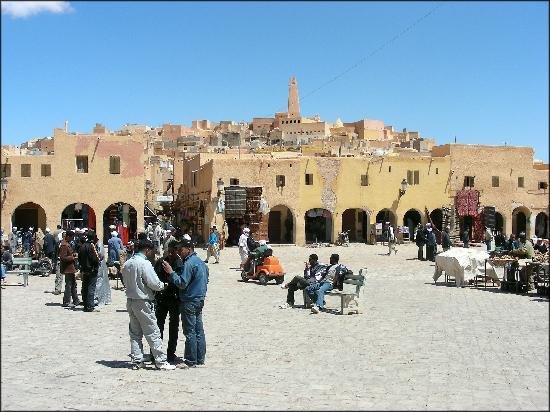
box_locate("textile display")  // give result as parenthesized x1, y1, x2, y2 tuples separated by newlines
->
(433, 248, 498, 286)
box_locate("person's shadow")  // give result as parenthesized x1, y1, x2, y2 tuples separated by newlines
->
(96, 360, 134, 369)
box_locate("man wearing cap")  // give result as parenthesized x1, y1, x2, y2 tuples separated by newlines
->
(204, 226, 220, 264)
(162, 237, 209, 368)
(22, 227, 33, 255)
(78, 230, 100, 312)
(121, 239, 175, 370)
(43, 228, 56, 265)
(238, 228, 250, 267)
(108, 231, 124, 265)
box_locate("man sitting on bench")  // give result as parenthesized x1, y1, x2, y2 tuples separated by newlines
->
(305, 253, 341, 314)
(278, 253, 326, 309)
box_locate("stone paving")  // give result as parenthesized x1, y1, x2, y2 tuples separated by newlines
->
(1, 243, 548, 410)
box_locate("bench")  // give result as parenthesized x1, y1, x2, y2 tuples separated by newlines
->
(5, 257, 32, 287)
(303, 268, 366, 315)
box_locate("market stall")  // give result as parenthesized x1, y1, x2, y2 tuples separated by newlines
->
(433, 248, 499, 287)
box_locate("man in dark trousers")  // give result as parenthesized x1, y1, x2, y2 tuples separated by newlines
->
(59, 231, 80, 307)
(278, 253, 326, 309)
(162, 238, 209, 368)
(153, 240, 183, 363)
(43, 228, 56, 268)
(78, 230, 100, 312)
(415, 224, 426, 260)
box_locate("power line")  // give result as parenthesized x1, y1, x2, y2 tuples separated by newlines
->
(271, 3, 444, 115)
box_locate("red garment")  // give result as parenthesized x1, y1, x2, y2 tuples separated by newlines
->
(88, 208, 96, 230)
(118, 224, 129, 245)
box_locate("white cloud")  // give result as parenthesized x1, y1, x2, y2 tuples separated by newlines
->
(1, 1, 73, 18)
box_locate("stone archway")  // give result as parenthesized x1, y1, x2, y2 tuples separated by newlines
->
(375, 209, 396, 226)
(404, 209, 422, 234)
(495, 212, 505, 235)
(429, 208, 443, 231)
(535, 212, 549, 239)
(103, 202, 138, 244)
(12, 202, 47, 231)
(268, 205, 294, 244)
(342, 208, 370, 242)
(512, 206, 530, 237)
(305, 208, 333, 243)
(61, 203, 96, 231)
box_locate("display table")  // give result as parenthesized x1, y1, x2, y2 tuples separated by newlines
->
(433, 248, 498, 287)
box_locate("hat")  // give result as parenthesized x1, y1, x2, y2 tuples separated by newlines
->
(111, 231, 118, 237)
(426, 223, 432, 227)
(45, 227, 51, 232)
(243, 228, 250, 233)
(29, 227, 34, 230)
(427, 227, 433, 232)
(109, 225, 116, 229)
(211, 226, 217, 230)
(172, 238, 193, 248)
(12, 226, 17, 230)
(259, 239, 267, 246)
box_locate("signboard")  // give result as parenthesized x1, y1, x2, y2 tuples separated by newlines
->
(156, 195, 173, 202)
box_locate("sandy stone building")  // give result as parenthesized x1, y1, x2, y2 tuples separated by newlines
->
(1, 128, 145, 243)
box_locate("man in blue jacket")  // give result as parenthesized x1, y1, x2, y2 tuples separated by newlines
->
(162, 238, 209, 368)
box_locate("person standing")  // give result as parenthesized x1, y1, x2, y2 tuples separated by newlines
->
(35, 228, 45, 258)
(78, 230, 100, 312)
(461, 227, 470, 248)
(43, 228, 56, 264)
(153, 223, 163, 257)
(121, 239, 175, 370)
(59, 231, 81, 307)
(22, 227, 33, 255)
(162, 230, 176, 257)
(94, 234, 112, 307)
(153, 240, 183, 363)
(8, 227, 18, 254)
(162, 238, 209, 368)
(441, 226, 452, 252)
(108, 231, 124, 264)
(415, 224, 426, 260)
(238, 228, 250, 268)
(426, 225, 437, 262)
(387, 224, 397, 255)
(484, 226, 493, 251)
(204, 226, 220, 264)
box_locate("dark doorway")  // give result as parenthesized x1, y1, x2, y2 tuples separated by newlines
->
(268, 205, 294, 243)
(12, 202, 46, 231)
(103, 202, 137, 245)
(535, 212, 548, 239)
(305, 208, 332, 243)
(429, 208, 443, 231)
(61, 203, 96, 231)
(268, 211, 282, 242)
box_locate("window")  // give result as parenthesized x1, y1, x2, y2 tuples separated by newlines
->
(539, 181, 548, 190)
(464, 176, 475, 187)
(0, 164, 11, 178)
(492, 176, 499, 187)
(193, 172, 197, 187)
(407, 170, 420, 185)
(518, 177, 524, 188)
(76, 156, 88, 173)
(388, 166, 392, 173)
(305, 173, 313, 185)
(41, 164, 51, 177)
(109, 156, 120, 174)
(435, 168, 439, 174)
(230, 178, 239, 185)
(361, 174, 369, 186)
(276, 175, 285, 187)
(21, 164, 31, 177)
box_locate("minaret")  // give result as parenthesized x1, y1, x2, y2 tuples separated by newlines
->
(287, 76, 300, 118)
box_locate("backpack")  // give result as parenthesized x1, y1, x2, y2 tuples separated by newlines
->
(332, 264, 353, 291)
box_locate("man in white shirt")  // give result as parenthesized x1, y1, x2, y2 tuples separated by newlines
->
(238, 227, 250, 268)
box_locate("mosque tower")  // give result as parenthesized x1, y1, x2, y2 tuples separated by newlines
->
(287, 76, 300, 118)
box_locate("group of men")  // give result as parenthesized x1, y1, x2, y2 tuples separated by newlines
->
(121, 233, 209, 371)
(414, 223, 443, 261)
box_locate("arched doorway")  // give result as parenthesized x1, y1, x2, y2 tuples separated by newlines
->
(495, 212, 504, 235)
(61, 203, 96, 231)
(512, 207, 530, 237)
(268, 205, 294, 243)
(305, 208, 333, 243)
(403, 209, 422, 235)
(12, 202, 47, 231)
(103, 202, 137, 244)
(535, 212, 548, 239)
(429, 208, 443, 231)
(342, 208, 370, 242)
(376, 209, 396, 226)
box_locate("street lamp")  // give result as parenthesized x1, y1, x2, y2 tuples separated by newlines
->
(399, 178, 408, 198)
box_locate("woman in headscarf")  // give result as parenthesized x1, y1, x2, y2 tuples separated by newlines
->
(94, 231, 112, 306)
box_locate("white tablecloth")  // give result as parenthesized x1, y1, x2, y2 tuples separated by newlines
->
(433, 248, 499, 287)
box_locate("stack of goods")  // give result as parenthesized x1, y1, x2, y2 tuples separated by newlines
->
(224, 187, 247, 219)
(244, 187, 267, 239)
(533, 251, 549, 263)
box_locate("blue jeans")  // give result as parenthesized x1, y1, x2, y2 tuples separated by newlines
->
(305, 282, 333, 309)
(180, 299, 206, 366)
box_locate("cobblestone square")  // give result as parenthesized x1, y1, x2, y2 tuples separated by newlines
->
(1, 244, 548, 410)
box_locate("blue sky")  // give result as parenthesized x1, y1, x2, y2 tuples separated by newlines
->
(2, 1, 548, 160)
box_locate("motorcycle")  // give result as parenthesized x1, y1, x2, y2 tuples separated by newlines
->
(336, 230, 350, 246)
